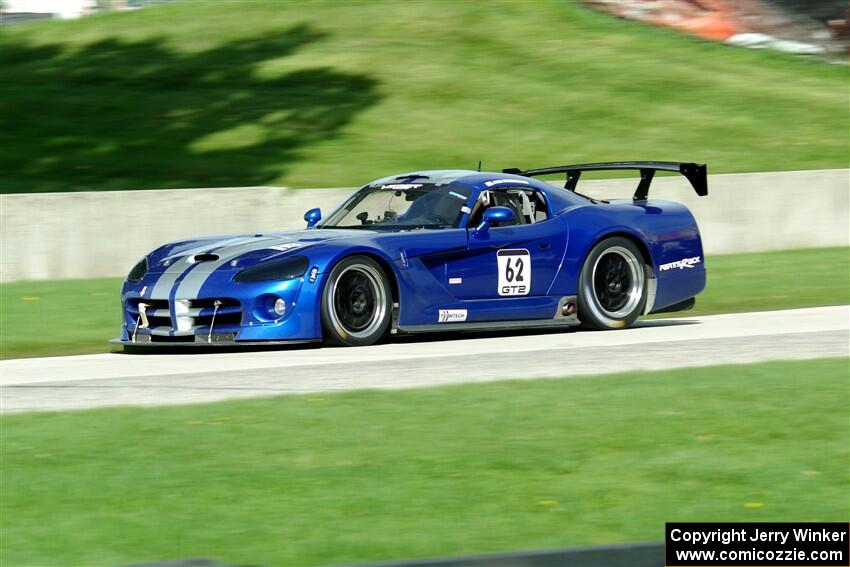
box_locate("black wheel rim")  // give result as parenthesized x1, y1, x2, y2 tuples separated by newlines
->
(333, 270, 377, 332)
(593, 252, 633, 313)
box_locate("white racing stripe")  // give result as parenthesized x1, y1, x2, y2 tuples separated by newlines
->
(173, 236, 286, 299)
(148, 236, 259, 300)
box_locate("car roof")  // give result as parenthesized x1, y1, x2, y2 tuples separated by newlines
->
(366, 169, 551, 191)
(363, 169, 590, 213)
(366, 169, 478, 186)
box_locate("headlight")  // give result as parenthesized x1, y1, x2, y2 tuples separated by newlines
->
(127, 258, 148, 282)
(233, 255, 309, 283)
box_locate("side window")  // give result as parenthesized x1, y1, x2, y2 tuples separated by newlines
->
(468, 188, 549, 227)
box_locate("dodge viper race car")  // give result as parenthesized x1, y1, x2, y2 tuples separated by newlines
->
(114, 161, 707, 348)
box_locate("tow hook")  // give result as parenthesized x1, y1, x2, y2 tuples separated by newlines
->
(207, 299, 222, 343)
(132, 302, 150, 342)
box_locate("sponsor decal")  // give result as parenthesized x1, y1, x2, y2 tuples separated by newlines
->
(659, 256, 702, 271)
(438, 309, 467, 323)
(448, 277, 462, 285)
(497, 249, 531, 296)
(381, 183, 423, 190)
(484, 179, 530, 187)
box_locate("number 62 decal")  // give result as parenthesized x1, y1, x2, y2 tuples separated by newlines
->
(497, 249, 531, 296)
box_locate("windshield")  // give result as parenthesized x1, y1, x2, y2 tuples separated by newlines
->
(319, 183, 472, 230)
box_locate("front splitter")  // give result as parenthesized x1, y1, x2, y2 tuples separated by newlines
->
(109, 338, 321, 349)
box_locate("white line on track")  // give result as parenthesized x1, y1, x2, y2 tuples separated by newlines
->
(1, 306, 848, 413)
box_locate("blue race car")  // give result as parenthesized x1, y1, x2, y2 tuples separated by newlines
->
(115, 161, 707, 348)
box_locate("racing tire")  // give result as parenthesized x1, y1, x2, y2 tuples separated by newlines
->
(577, 237, 647, 330)
(321, 255, 393, 346)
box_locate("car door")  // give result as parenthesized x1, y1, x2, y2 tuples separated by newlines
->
(447, 187, 567, 301)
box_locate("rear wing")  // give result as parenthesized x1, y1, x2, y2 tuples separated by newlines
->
(502, 161, 707, 201)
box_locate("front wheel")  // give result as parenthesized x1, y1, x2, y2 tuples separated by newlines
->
(321, 255, 392, 346)
(577, 237, 647, 330)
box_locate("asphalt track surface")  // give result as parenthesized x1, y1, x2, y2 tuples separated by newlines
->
(1, 306, 847, 414)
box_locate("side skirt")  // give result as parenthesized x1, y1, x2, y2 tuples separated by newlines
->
(398, 295, 580, 334)
(397, 318, 581, 334)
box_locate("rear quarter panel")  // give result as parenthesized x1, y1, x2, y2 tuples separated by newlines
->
(549, 199, 705, 311)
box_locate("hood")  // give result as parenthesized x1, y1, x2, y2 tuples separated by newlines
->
(146, 229, 368, 274)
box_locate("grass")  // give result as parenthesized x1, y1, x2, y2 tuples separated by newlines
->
(1, 358, 847, 566)
(1, 247, 847, 360)
(0, 277, 122, 359)
(0, 0, 847, 193)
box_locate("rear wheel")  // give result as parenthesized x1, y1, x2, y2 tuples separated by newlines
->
(577, 237, 647, 330)
(321, 255, 392, 346)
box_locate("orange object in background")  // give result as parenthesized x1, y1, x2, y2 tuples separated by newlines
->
(666, 0, 738, 41)
(585, 0, 738, 41)
(584, 0, 847, 55)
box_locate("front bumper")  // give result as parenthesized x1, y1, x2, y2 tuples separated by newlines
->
(119, 269, 325, 344)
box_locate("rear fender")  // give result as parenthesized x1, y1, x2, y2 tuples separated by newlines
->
(548, 201, 705, 312)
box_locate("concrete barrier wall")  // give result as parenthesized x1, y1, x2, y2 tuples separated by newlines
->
(0, 186, 349, 282)
(580, 168, 849, 255)
(1, 169, 847, 282)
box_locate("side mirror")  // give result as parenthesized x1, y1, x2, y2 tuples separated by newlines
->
(474, 206, 515, 235)
(304, 207, 322, 228)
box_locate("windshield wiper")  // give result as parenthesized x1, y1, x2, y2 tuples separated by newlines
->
(321, 225, 375, 230)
